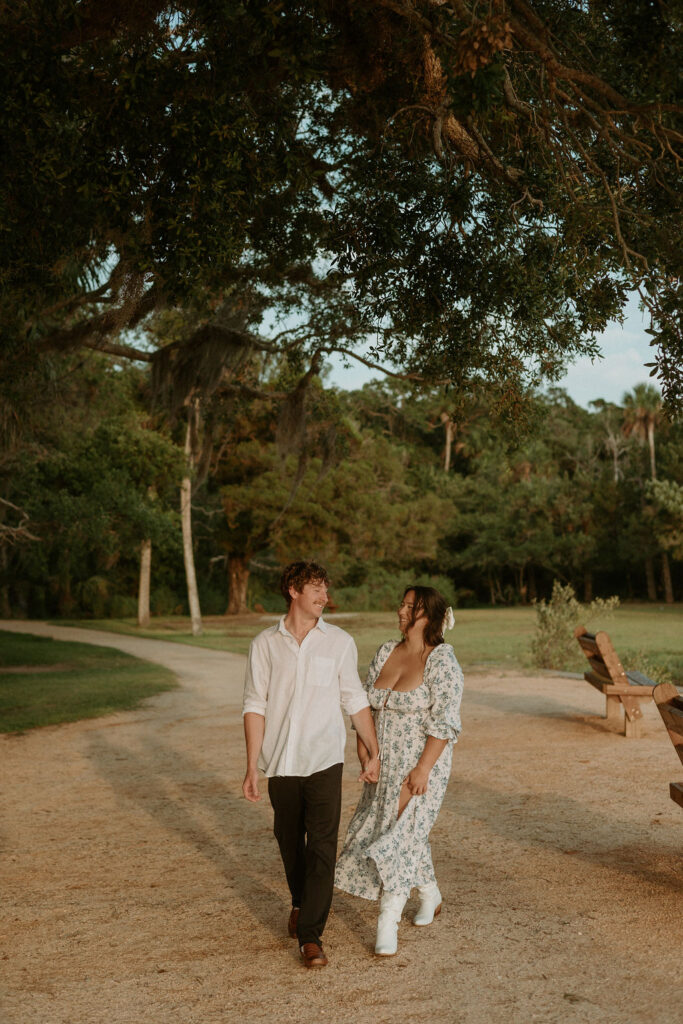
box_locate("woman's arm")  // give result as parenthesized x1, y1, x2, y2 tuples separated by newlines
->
(403, 735, 448, 795)
(404, 646, 463, 795)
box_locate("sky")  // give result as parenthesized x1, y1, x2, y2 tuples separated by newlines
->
(326, 293, 660, 408)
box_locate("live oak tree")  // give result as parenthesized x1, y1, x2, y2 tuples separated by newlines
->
(2, 1, 682, 409)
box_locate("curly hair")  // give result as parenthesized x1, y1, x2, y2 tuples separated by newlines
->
(401, 585, 447, 647)
(280, 560, 330, 606)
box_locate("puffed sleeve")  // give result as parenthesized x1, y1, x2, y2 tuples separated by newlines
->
(423, 644, 463, 741)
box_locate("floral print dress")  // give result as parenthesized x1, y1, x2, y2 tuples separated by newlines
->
(335, 640, 464, 900)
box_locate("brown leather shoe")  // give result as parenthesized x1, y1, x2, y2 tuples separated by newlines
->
(288, 907, 299, 938)
(300, 942, 328, 968)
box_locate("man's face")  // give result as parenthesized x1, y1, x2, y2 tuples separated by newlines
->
(290, 579, 328, 618)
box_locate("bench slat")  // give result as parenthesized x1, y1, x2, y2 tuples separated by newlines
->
(654, 684, 683, 775)
(584, 671, 609, 692)
(587, 656, 612, 681)
(584, 672, 653, 697)
(576, 626, 657, 738)
(656, 705, 683, 742)
(670, 782, 683, 809)
(577, 635, 599, 656)
(594, 631, 628, 683)
(625, 669, 657, 687)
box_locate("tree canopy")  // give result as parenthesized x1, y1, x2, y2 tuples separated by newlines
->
(2, 1, 682, 407)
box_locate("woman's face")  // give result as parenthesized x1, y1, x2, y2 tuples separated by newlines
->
(398, 590, 425, 635)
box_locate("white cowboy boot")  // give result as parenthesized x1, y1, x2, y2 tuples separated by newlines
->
(413, 882, 442, 926)
(375, 891, 407, 956)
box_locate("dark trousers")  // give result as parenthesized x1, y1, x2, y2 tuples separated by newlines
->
(267, 762, 343, 946)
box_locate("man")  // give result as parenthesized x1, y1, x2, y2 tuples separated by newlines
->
(242, 560, 380, 969)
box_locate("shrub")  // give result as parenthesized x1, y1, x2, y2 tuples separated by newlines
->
(108, 594, 138, 618)
(151, 586, 184, 616)
(620, 649, 675, 687)
(78, 576, 110, 618)
(332, 569, 460, 612)
(531, 581, 620, 670)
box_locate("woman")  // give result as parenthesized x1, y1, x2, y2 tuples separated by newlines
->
(335, 585, 463, 956)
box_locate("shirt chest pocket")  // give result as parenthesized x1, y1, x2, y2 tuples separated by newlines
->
(306, 655, 337, 688)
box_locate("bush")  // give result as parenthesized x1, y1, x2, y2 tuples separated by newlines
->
(151, 586, 184, 616)
(332, 569, 460, 612)
(620, 649, 675, 687)
(108, 594, 138, 618)
(246, 572, 287, 613)
(531, 581, 620, 670)
(198, 582, 228, 616)
(77, 576, 110, 618)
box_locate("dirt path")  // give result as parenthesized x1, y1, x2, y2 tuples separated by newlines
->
(1, 621, 681, 1024)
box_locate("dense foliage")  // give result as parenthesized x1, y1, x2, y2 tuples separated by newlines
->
(2, 352, 680, 617)
(2, 2, 681, 408)
(2, 4, 681, 619)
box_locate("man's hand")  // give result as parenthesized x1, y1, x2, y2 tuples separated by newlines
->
(242, 768, 261, 802)
(403, 763, 430, 796)
(359, 754, 380, 784)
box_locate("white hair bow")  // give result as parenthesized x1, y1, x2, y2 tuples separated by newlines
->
(442, 606, 455, 632)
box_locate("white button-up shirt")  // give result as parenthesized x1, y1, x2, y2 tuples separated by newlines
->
(242, 616, 369, 778)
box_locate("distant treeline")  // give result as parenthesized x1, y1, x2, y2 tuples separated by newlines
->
(2, 355, 681, 619)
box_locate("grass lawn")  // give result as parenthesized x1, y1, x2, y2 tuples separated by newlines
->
(54, 602, 683, 682)
(0, 631, 177, 734)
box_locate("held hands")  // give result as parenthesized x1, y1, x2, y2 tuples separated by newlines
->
(242, 768, 261, 802)
(359, 754, 381, 784)
(403, 763, 430, 796)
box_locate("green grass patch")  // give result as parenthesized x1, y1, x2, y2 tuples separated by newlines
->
(51, 616, 262, 657)
(55, 602, 683, 682)
(51, 607, 567, 673)
(0, 631, 177, 733)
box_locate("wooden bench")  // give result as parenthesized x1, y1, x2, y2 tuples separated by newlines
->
(653, 683, 683, 809)
(574, 627, 656, 737)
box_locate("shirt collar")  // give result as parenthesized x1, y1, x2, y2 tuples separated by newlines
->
(278, 614, 327, 637)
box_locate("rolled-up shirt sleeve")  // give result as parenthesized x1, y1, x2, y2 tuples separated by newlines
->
(423, 645, 463, 741)
(338, 637, 370, 717)
(242, 636, 270, 717)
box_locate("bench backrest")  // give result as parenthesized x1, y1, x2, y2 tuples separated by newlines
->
(653, 682, 683, 769)
(574, 626, 628, 686)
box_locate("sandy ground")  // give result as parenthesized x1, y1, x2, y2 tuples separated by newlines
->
(1, 620, 681, 1024)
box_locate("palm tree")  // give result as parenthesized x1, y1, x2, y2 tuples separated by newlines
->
(622, 383, 662, 479)
(622, 384, 673, 602)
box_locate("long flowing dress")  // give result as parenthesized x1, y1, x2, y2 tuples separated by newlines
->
(335, 640, 464, 900)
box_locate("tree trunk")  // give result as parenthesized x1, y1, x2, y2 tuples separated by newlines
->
(181, 404, 203, 636)
(611, 444, 619, 483)
(137, 538, 152, 627)
(57, 553, 74, 616)
(661, 552, 674, 604)
(583, 571, 593, 603)
(226, 554, 250, 614)
(444, 420, 455, 473)
(645, 558, 657, 601)
(0, 545, 11, 617)
(647, 421, 656, 480)
(527, 564, 538, 603)
(487, 574, 496, 606)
